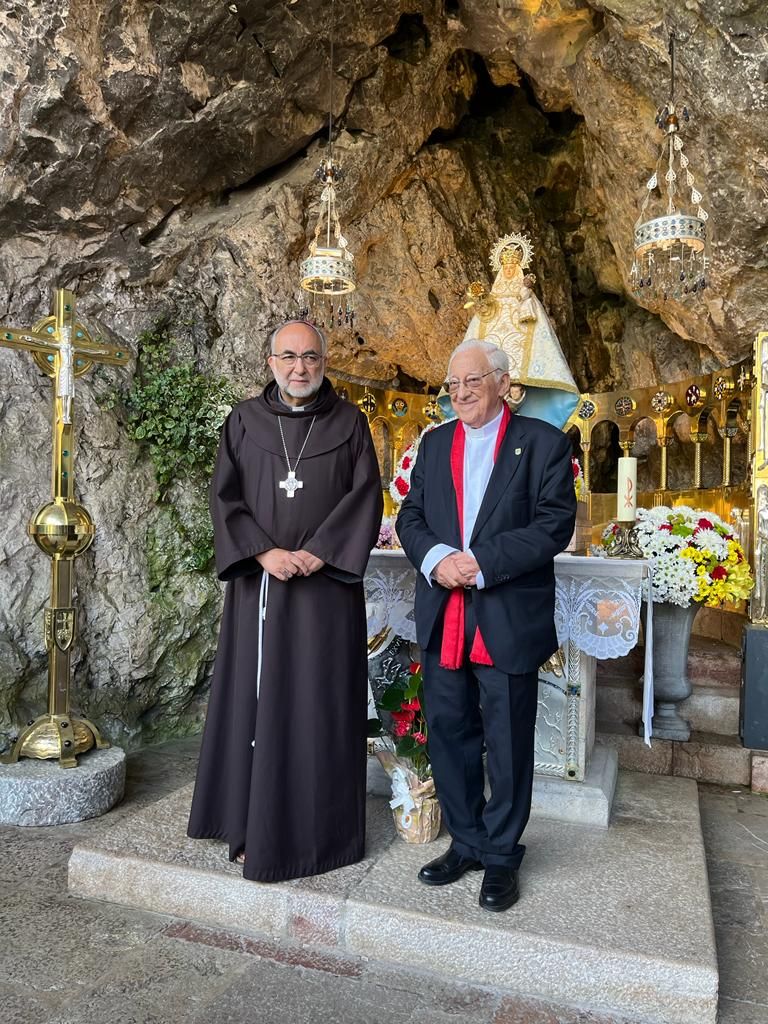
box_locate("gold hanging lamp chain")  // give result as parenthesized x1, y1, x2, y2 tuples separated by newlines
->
(635, 145, 667, 226)
(298, 0, 356, 306)
(667, 125, 676, 215)
(326, 0, 335, 249)
(328, 0, 335, 155)
(327, 179, 334, 249)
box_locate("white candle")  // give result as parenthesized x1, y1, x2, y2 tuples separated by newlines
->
(617, 456, 637, 522)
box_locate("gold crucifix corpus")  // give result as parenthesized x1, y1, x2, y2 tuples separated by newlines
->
(0, 289, 128, 768)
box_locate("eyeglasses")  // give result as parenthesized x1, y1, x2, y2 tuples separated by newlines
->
(270, 351, 323, 367)
(443, 369, 500, 394)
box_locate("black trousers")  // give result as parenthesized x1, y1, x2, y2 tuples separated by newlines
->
(422, 595, 539, 869)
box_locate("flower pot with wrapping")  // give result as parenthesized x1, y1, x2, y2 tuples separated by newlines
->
(376, 750, 441, 843)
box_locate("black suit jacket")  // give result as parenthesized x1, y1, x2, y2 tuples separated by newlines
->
(396, 411, 577, 675)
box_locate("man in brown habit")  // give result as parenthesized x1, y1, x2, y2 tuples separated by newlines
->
(188, 320, 383, 882)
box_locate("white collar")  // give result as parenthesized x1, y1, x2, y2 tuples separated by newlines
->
(277, 391, 308, 412)
(463, 406, 504, 442)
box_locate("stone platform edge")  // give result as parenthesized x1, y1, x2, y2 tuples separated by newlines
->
(68, 793, 717, 1024)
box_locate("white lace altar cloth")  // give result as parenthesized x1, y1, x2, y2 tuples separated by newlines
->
(366, 551, 654, 760)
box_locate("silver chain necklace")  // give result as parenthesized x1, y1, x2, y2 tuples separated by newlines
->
(277, 415, 317, 498)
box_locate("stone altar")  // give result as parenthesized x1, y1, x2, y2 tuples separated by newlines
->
(365, 551, 653, 823)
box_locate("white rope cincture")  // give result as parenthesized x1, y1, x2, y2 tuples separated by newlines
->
(251, 571, 270, 748)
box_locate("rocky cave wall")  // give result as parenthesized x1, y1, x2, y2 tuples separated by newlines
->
(0, 0, 766, 748)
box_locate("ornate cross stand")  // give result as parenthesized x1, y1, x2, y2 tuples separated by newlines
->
(0, 289, 128, 768)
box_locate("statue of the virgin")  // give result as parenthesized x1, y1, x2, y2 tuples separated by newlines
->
(459, 232, 579, 429)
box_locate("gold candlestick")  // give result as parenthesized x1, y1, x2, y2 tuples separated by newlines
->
(690, 431, 708, 488)
(0, 289, 128, 768)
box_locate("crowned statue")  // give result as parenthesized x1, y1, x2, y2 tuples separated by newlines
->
(459, 232, 579, 429)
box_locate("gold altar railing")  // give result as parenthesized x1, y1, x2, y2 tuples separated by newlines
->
(328, 377, 443, 510)
(563, 365, 752, 540)
(330, 364, 754, 533)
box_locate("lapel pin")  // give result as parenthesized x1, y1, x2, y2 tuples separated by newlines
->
(515, 447, 522, 455)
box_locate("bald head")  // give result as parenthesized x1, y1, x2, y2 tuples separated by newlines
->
(268, 320, 326, 355)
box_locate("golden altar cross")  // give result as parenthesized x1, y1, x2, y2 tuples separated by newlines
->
(0, 289, 128, 767)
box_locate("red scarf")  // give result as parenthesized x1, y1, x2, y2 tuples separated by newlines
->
(439, 403, 511, 670)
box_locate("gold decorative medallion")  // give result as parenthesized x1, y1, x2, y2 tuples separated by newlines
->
(54, 609, 75, 651)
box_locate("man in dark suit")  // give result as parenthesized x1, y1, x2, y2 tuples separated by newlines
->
(396, 339, 576, 911)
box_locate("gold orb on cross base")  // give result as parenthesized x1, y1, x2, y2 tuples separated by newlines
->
(28, 499, 95, 557)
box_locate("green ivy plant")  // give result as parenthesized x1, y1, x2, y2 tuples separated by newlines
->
(125, 324, 237, 494)
(111, 319, 240, 571)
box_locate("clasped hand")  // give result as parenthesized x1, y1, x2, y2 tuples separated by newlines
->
(433, 551, 480, 589)
(256, 548, 325, 581)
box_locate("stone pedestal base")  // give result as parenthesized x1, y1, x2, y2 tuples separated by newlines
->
(531, 744, 618, 828)
(0, 746, 125, 825)
(368, 744, 618, 829)
(640, 705, 691, 742)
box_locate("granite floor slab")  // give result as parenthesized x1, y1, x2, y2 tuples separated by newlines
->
(68, 771, 718, 1024)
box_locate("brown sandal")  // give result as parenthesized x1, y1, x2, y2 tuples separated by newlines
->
(234, 850, 246, 865)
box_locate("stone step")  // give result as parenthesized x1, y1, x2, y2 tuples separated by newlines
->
(596, 679, 740, 737)
(68, 775, 718, 1024)
(596, 634, 742, 691)
(597, 723, 754, 786)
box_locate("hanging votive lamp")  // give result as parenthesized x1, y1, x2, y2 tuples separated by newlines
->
(297, 0, 357, 333)
(299, 157, 356, 331)
(630, 32, 710, 303)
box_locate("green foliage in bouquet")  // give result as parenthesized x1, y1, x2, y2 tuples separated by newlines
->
(371, 661, 430, 780)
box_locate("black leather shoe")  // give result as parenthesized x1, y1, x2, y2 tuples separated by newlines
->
(418, 846, 483, 886)
(479, 866, 520, 911)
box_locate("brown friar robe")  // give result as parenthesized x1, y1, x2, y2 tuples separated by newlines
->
(188, 378, 383, 881)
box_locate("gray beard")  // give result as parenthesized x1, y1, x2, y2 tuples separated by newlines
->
(278, 386, 320, 408)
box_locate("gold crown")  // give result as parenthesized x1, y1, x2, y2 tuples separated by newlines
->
(490, 233, 534, 272)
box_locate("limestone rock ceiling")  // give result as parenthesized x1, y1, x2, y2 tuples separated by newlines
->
(0, 1, 766, 385)
(0, 0, 765, 744)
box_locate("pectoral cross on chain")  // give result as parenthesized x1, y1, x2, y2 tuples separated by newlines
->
(279, 470, 303, 498)
(277, 415, 316, 500)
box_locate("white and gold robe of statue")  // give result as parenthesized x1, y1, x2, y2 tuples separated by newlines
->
(464, 261, 579, 429)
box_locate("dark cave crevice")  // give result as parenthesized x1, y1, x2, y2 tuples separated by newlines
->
(139, 202, 184, 247)
(422, 51, 520, 147)
(251, 33, 282, 78)
(423, 52, 584, 154)
(419, 50, 651, 398)
(381, 13, 431, 65)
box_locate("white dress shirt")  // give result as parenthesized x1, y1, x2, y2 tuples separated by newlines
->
(420, 406, 505, 590)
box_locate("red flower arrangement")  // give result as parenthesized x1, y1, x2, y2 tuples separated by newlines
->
(373, 661, 430, 778)
(572, 456, 585, 500)
(389, 424, 441, 505)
